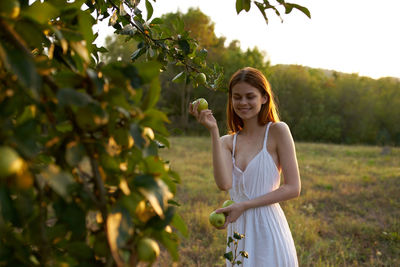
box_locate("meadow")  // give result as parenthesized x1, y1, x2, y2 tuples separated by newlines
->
(156, 137, 400, 266)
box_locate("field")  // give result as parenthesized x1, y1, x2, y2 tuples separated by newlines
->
(156, 137, 400, 266)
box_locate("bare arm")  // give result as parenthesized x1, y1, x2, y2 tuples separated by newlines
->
(217, 122, 301, 226)
(189, 102, 233, 191)
(210, 130, 233, 191)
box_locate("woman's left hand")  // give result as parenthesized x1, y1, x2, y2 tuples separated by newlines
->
(215, 203, 246, 229)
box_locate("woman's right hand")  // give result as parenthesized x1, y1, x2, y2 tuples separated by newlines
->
(189, 101, 218, 131)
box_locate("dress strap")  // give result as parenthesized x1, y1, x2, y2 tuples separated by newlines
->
(263, 122, 273, 149)
(232, 132, 238, 161)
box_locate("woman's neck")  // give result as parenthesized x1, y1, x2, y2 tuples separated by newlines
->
(240, 118, 265, 137)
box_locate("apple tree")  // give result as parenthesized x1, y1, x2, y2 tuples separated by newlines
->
(0, 0, 309, 266)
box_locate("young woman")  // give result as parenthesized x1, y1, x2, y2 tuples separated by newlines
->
(189, 67, 301, 266)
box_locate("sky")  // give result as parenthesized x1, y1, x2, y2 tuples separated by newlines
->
(94, 0, 400, 79)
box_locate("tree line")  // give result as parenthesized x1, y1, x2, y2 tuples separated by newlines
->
(104, 8, 400, 146)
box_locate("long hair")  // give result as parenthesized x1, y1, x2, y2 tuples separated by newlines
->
(227, 67, 280, 133)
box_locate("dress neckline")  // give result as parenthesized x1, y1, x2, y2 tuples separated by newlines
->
(232, 122, 272, 173)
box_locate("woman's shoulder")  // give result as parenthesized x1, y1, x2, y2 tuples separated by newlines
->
(270, 121, 290, 132)
(269, 121, 292, 141)
(220, 133, 234, 150)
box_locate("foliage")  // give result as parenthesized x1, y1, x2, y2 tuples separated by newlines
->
(0, 0, 310, 266)
(224, 232, 249, 265)
(268, 65, 400, 145)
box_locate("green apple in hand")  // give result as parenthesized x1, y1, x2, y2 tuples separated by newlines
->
(192, 98, 208, 112)
(209, 211, 225, 228)
(222, 200, 235, 216)
(222, 200, 235, 208)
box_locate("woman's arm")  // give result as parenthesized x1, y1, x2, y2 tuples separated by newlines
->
(217, 122, 300, 226)
(211, 130, 233, 191)
(189, 102, 233, 191)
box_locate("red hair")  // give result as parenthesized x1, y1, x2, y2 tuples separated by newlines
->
(227, 67, 280, 133)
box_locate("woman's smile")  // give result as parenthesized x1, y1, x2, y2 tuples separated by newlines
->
(231, 82, 267, 121)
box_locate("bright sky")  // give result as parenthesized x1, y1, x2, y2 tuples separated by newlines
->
(94, 0, 400, 79)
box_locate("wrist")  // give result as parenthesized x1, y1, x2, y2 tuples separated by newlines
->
(240, 201, 250, 211)
(209, 125, 219, 135)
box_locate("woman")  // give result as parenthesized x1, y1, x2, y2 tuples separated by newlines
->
(189, 67, 301, 266)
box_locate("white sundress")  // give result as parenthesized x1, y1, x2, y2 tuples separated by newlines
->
(227, 122, 298, 267)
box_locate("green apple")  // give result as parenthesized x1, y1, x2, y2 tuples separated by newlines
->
(137, 237, 160, 262)
(0, 0, 20, 19)
(209, 210, 225, 228)
(192, 98, 208, 112)
(0, 146, 24, 178)
(195, 72, 207, 84)
(222, 200, 235, 208)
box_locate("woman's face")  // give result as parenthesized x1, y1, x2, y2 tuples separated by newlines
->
(231, 82, 267, 121)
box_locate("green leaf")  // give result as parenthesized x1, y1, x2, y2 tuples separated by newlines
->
(134, 175, 173, 218)
(13, 119, 42, 157)
(131, 47, 144, 61)
(57, 88, 93, 107)
(291, 3, 311, 18)
(106, 208, 133, 266)
(236, 0, 251, 14)
(236, 0, 243, 14)
(255, 2, 269, 24)
(233, 232, 242, 240)
(141, 109, 170, 136)
(37, 164, 75, 201)
(65, 142, 86, 167)
(240, 250, 249, 258)
(0, 187, 17, 224)
(22, 1, 60, 24)
(78, 11, 96, 44)
(70, 41, 90, 63)
(15, 19, 47, 49)
(56, 121, 73, 133)
(227, 236, 234, 246)
(53, 71, 84, 88)
(178, 39, 190, 55)
(284, 3, 294, 14)
(66, 242, 93, 260)
(197, 48, 208, 60)
(130, 123, 146, 149)
(87, 68, 104, 95)
(224, 251, 233, 261)
(154, 230, 179, 261)
(171, 213, 188, 237)
(150, 18, 163, 24)
(167, 199, 181, 207)
(142, 77, 161, 110)
(172, 71, 185, 83)
(154, 133, 170, 148)
(134, 60, 161, 83)
(145, 0, 154, 21)
(0, 41, 40, 95)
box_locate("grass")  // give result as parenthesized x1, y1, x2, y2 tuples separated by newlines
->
(154, 137, 400, 266)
